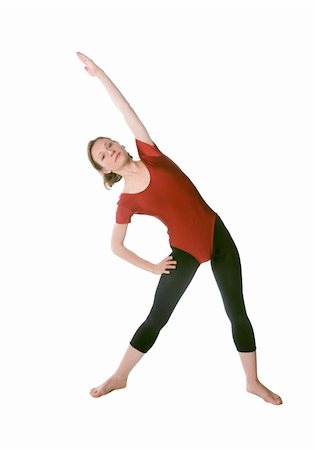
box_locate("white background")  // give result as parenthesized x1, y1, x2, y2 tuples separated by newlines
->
(1, 0, 314, 449)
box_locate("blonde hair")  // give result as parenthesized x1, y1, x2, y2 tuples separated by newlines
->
(87, 136, 132, 190)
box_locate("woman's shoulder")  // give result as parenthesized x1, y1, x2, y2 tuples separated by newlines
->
(135, 137, 155, 146)
(135, 138, 163, 157)
(134, 138, 183, 174)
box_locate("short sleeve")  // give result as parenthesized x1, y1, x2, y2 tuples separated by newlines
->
(116, 202, 133, 224)
(135, 139, 163, 157)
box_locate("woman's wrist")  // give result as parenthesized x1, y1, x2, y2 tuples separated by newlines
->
(95, 66, 105, 78)
(113, 246, 157, 274)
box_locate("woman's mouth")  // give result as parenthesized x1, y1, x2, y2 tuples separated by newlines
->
(115, 153, 120, 162)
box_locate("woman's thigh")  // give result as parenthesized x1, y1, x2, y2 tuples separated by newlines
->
(210, 215, 246, 316)
(147, 247, 200, 325)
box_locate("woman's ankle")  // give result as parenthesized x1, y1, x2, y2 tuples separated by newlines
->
(246, 377, 259, 386)
(113, 371, 128, 381)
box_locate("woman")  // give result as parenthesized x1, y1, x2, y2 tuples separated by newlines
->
(77, 51, 282, 405)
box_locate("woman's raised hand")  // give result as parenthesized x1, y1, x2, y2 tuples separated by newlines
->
(153, 255, 177, 275)
(77, 52, 100, 76)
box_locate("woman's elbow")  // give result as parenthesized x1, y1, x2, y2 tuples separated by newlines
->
(111, 242, 125, 256)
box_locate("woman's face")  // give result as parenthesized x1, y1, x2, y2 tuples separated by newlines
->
(91, 138, 129, 173)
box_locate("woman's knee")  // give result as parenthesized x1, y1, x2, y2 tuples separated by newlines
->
(144, 314, 169, 333)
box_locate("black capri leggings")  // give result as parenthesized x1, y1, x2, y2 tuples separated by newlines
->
(130, 215, 256, 353)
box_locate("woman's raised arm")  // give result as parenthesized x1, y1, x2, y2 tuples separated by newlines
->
(77, 52, 153, 145)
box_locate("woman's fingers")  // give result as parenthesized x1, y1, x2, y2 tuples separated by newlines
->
(77, 52, 96, 68)
(167, 262, 177, 267)
(164, 256, 177, 273)
(167, 256, 177, 264)
(77, 52, 99, 76)
(153, 255, 177, 275)
(77, 51, 89, 61)
(77, 52, 87, 63)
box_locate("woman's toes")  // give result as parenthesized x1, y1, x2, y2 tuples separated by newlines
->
(247, 381, 283, 405)
(89, 375, 127, 398)
(265, 392, 282, 405)
(91, 390, 101, 397)
(269, 392, 282, 405)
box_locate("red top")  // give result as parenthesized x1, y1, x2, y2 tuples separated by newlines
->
(116, 139, 217, 263)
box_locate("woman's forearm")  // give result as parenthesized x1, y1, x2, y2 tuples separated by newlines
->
(96, 68, 130, 113)
(113, 245, 156, 273)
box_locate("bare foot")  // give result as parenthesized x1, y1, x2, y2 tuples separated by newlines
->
(90, 374, 127, 398)
(246, 380, 283, 405)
